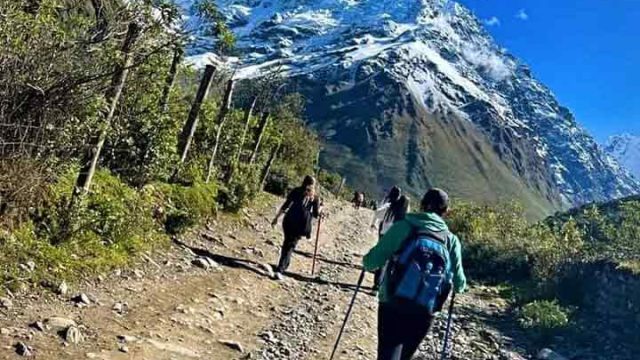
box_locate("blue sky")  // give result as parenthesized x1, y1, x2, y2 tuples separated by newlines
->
(458, 0, 640, 142)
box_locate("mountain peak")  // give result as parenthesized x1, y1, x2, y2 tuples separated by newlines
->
(181, 0, 640, 210)
(605, 134, 640, 179)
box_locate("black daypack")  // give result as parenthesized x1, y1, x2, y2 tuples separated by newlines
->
(386, 228, 453, 314)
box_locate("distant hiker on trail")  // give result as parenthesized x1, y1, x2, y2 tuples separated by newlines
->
(370, 186, 410, 291)
(271, 175, 322, 281)
(363, 188, 467, 360)
(352, 191, 365, 209)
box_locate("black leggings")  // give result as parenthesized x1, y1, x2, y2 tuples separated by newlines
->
(378, 302, 434, 360)
(275, 232, 301, 273)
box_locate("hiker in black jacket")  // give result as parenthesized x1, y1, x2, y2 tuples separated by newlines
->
(271, 175, 321, 280)
(370, 186, 410, 290)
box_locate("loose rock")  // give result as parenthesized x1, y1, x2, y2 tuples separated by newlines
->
(29, 322, 45, 332)
(57, 281, 69, 296)
(64, 326, 84, 344)
(45, 317, 77, 330)
(0, 297, 12, 309)
(219, 339, 244, 353)
(72, 293, 91, 305)
(15, 342, 32, 357)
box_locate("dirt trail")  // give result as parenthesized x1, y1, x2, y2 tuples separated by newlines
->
(0, 196, 532, 360)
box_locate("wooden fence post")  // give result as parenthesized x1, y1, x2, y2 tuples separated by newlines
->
(73, 22, 141, 197)
(248, 112, 270, 166)
(205, 79, 235, 183)
(260, 141, 282, 190)
(159, 46, 183, 113)
(175, 64, 216, 169)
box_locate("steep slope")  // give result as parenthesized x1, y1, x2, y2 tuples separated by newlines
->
(605, 134, 640, 179)
(181, 0, 640, 211)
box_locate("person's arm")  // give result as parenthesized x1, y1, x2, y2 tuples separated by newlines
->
(272, 189, 296, 226)
(362, 220, 411, 271)
(448, 234, 467, 294)
(312, 196, 322, 218)
(370, 203, 390, 228)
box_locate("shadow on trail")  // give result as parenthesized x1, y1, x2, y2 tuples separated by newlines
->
(293, 249, 363, 271)
(174, 238, 272, 278)
(283, 270, 374, 293)
(174, 238, 372, 293)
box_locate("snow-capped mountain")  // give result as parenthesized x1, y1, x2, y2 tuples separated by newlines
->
(605, 134, 640, 179)
(180, 0, 640, 210)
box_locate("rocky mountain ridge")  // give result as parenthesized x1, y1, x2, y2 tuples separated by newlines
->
(179, 0, 640, 210)
(605, 133, 640, 180)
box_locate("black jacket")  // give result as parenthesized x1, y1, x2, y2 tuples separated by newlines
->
(282, 187, 320, 238)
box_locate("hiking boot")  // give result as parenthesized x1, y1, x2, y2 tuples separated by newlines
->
(273, 272, 284, 281)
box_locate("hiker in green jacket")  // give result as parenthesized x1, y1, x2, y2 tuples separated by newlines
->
(363, 188, 467, 360)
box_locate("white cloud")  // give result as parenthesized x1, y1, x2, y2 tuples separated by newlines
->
(462, 46, 511, 81)
(515, 9, 529, 20)
(483, 16, 501, 27)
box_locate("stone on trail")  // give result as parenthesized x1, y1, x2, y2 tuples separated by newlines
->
(72, 293, 91, 305)
(218, 339, 244, 353)
(57, 281, 69, 296)
(117, 334, 138, 343)
(537, 348, 568, 360)
(29, 321, 45, 332)
(258, 263, 275, 278)
(64, 326, 84, 344)
(0, 297, 13, 309)
(15, 341, 33, 357)
(112, 302, 128, 314)
(45, 317, 77, 330)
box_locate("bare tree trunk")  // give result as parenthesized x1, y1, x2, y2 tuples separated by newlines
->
(205, 79, 235, 183)
(73, 22, 141, 198)
(236, 95, 258, 163)
(337, 177, 346, 195)
(260, 142, 282, 190)
(159, 46, 183, 113)
(248, 112, 271, 166)
(175, 64, 216, 168)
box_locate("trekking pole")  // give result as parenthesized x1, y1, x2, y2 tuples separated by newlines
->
(329, 269, 366, 360)
(440, 292, 457, 360)
(311, 215, 323, 276)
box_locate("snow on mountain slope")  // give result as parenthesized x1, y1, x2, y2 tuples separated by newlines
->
(605, 134, 640, 179)
(178, 0, 640, 208)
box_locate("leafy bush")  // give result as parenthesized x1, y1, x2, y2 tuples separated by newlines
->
(0, 169, 169, 286)
(448, 201, 584, 285)
(151, 181, 218, 234)
(217, 166, 260, 213)
(519, 300, 570, 334)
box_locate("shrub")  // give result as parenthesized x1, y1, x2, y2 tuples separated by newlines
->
(0, 169, 169, 286)
(519, 300, 570, 334)
(217, 168, 260, 213)
(151, 181, 218, 234)
(448, 201, 585, 285)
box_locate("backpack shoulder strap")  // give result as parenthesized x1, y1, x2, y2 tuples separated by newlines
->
(415, 229, 450, 245)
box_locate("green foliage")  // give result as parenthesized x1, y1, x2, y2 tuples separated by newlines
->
(448, 201, 582, 284)
(193, 0, 236, 54)
(152, 181, 218, 234)
(217, 166, 260, 213)
(0, 169, 169, 286)
(519, 300, 570, 334)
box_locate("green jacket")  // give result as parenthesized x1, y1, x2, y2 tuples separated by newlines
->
(363, 212, 467, 303)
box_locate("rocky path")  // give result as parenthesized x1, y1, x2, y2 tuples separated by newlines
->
(1, 195, 536, 359)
